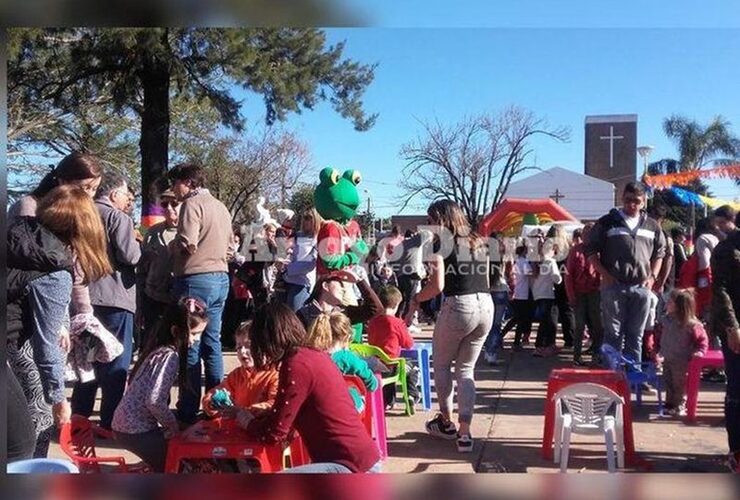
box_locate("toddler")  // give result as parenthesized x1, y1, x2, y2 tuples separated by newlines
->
(658, 289, 709, 417)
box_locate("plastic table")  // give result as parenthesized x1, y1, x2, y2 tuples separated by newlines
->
(165, 418, 285, 473)
(542, 368, 643, 467)
(401, 341, 433, 411)
(685, 349, 725, 423)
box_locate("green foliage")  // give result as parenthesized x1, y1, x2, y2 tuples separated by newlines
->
(355, 209, 376, 237)
(663, 115, 739, 170)
(8, 27, 377, 208)
(289, 183, 316, 215)
(647, 157, 709, 229)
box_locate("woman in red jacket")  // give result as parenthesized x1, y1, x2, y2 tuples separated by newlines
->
(241, 302, 381, 473)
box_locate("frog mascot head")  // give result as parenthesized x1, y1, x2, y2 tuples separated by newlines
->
(313, 167, 369, 276)
(314, 168, 362, 223)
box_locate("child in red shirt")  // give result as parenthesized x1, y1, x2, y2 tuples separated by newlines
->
(367, 286, 421, 409)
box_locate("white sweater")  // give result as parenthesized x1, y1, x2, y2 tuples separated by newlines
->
(531, 258, 562, 300)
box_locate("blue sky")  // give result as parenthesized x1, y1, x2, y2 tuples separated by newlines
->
(237, 27, 740, 217)
(345, 1, 740, 28)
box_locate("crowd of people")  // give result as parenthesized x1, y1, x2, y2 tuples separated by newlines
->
(6, 152, 740, 474)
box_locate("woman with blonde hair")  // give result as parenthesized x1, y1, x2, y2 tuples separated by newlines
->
(406, 199, 493, 453)
(7, 185, 111, 458)
(284, 208, 323, 311)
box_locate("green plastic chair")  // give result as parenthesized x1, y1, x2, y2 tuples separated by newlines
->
(349, 343, 414, 416)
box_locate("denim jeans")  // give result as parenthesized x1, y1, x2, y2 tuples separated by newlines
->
(285, 282, 312, 312)
(573, 291, 603, 361)
(173, 272, 229, 422)
(534, 299, 558, 348)
(397, 274, 420, 319)
(483, 291, 509, 356)
(71, 306, 134, 429)
(28, 271, 73, 405)
(113, 428, 168, 472)
(600, 284, 651, 369)
(723, 342, 740, 454)
(433, 292, 493, 425)
(283, 460, 382, 473)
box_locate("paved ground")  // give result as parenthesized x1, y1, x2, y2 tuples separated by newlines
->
(49, 324, 729, 473)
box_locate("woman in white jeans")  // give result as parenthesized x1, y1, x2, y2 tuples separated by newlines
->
(404, 200, 492, 453)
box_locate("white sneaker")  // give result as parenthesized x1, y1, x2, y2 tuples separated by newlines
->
(483, 352, 498, 365)
(408, 325, 422, 335)
(456, 433, 473, 453)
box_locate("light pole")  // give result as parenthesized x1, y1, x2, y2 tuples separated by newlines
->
(637, 145, 654, 179)
(363, 189, 375, 242)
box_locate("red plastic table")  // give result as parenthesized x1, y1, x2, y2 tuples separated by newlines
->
(165, 418, 285, 473)
(685, 349, 725, 423)
(541, 368, 643, 467)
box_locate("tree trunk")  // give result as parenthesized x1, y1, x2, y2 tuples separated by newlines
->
(139, 54, 170, 218)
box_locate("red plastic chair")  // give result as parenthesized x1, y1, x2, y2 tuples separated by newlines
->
(287, 433, 311, 467)
(59, 415, 150, 473)
(685, 349, 725, 423)
(344, 375, 373, 435)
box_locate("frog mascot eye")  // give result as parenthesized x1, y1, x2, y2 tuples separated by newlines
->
(319, 167, 341, 186)
(343, 170, 362, 186)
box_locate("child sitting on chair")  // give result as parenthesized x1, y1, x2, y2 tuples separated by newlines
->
(202, 320, 279, 422)
(658, 288, 709, 417)
(306, 311, 378, 412)
(112, 298, 207, 473)
(367, 286, 421, 410)
(183, 321, 279, 473)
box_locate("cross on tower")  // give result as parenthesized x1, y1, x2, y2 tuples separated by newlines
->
(549, 189, 565, 204)
(599, 125, 624, 168)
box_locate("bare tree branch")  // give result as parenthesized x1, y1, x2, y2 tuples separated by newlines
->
(398, 106, 570, 225)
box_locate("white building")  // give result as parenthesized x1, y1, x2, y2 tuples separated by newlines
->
(503, 166, 615, 221)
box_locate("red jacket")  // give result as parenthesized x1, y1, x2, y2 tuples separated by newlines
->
(367, 314, 414, 358)
(316, 220, 362, 276)
(565, 243, 601, 299)
(677, 252, 713, 318)
(246, 347, 379, 472)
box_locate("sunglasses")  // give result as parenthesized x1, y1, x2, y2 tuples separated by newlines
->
(160, 200, 179, 209)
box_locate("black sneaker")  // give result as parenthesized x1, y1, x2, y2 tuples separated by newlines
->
(573, 358, 587, 367)
(425, 414, 458, 440)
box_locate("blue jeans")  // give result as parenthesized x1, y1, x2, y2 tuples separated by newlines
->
(723, 342, 740, 454)
(71, 306, 134, 429)
(600, 284, 651, 369)
(285, 282, 312, 312)
(173, 272, 229, 422)
(28, 271, 73, 405)
(283, 461, 382, 473)
(483, 291, 509, 356)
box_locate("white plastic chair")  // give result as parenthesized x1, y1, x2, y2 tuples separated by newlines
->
(553, 382, 625, 473)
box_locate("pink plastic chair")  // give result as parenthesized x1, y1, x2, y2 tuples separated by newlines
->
(685, 349, 724, 423)
(368, 373, 389, 459)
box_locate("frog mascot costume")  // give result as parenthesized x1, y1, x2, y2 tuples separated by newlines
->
(314, 167, 369, 342)
(314, 167, 368, 275)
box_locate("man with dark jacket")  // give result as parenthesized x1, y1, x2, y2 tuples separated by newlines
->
(72, 172, 141, 431)
(585, 182, 666, 371)
(711, 224, 740, 472)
